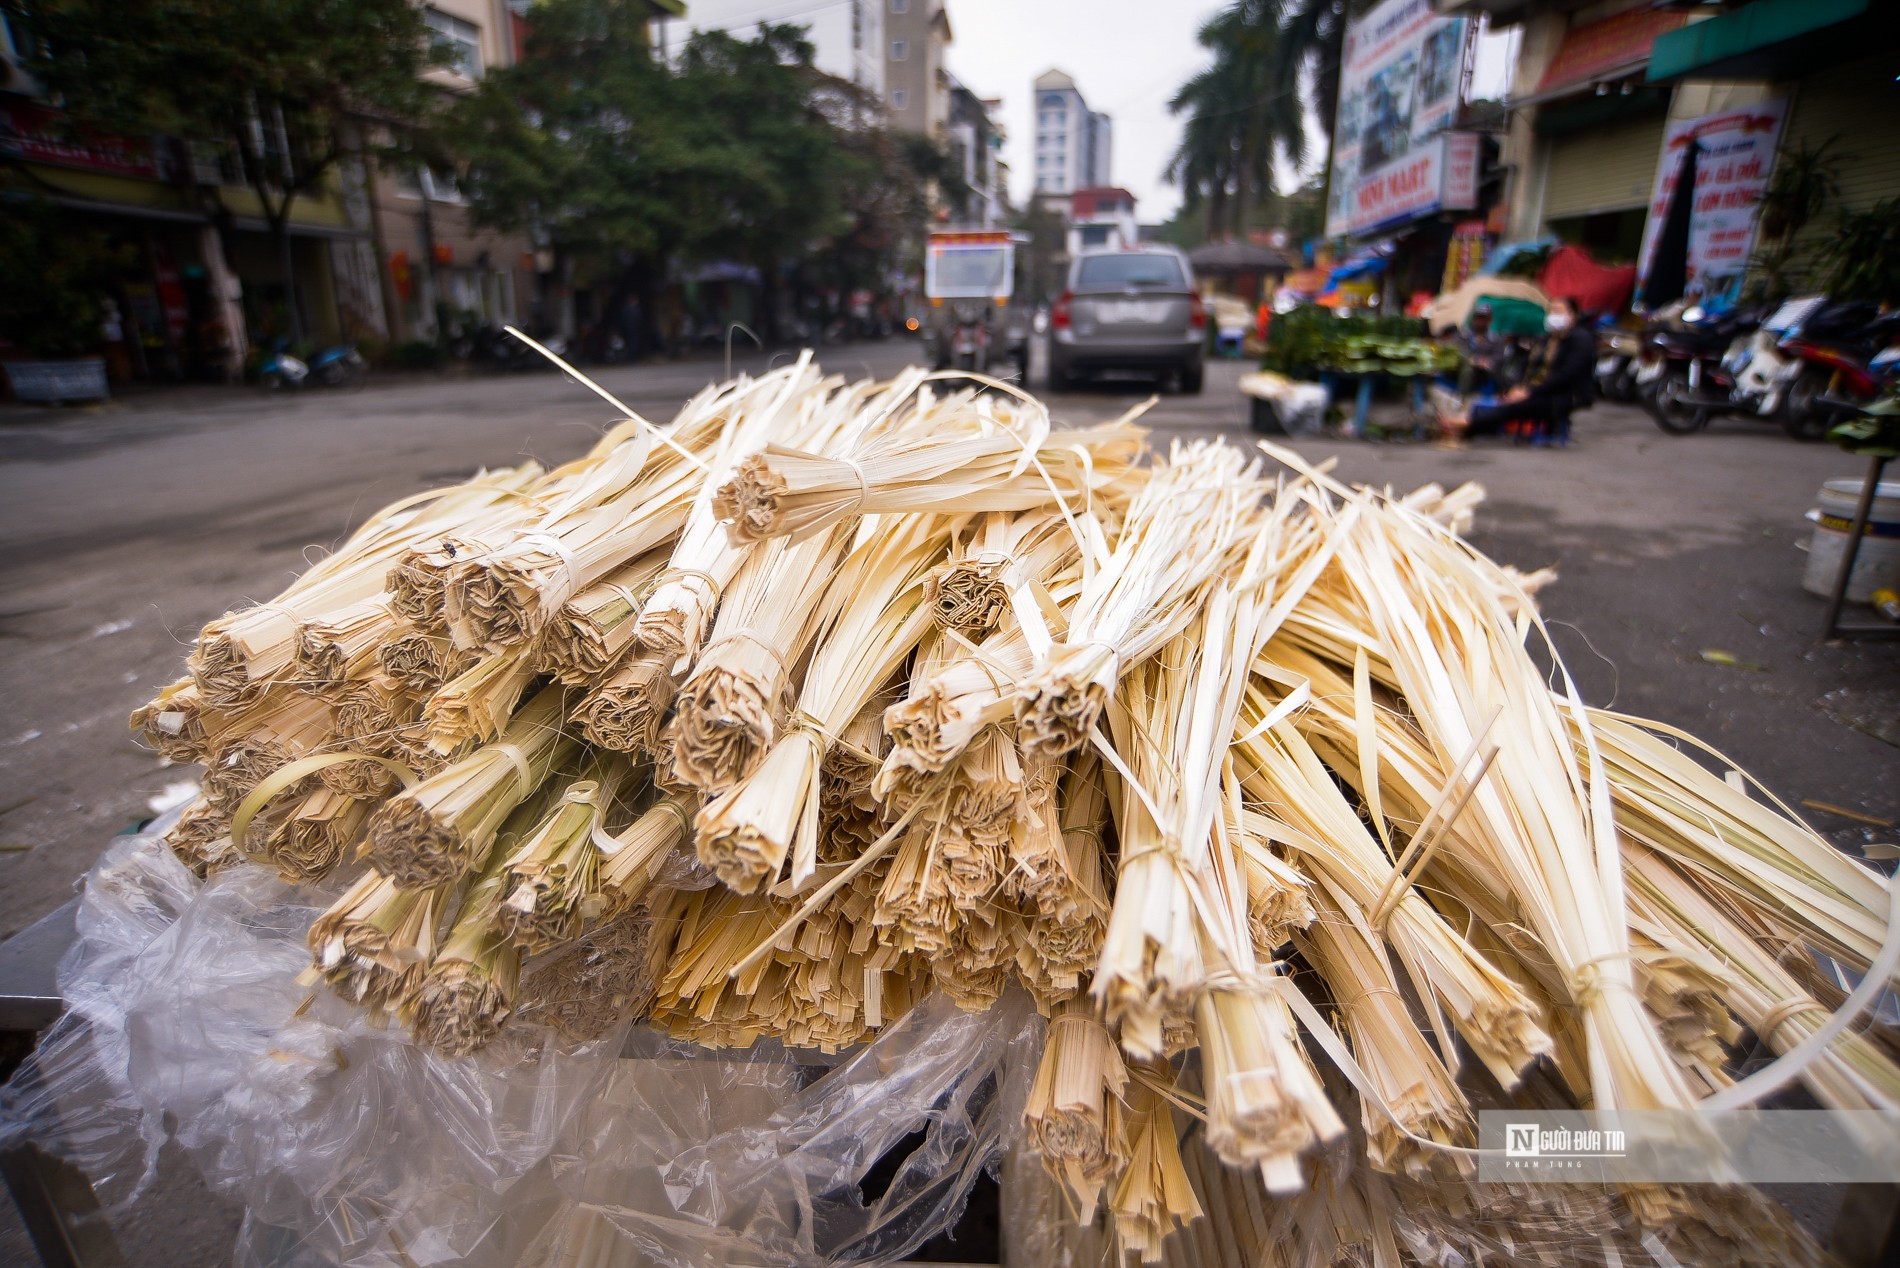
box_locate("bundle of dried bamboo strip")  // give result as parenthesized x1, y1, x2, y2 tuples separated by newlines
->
(196, 464, 544, 703)
(129, 363, 1898, 1268)
(365, 685, 577, 887)
(666, 524, 851, 793)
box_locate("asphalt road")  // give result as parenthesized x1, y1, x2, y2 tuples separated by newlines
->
(0, 340, 1896, 1262)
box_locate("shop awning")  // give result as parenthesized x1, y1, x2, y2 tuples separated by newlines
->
(1646, 0, 1900, 83)
(1534, 8, 1685, 98)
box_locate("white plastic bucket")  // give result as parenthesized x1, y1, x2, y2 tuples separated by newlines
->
(1802, 477, 1900, 603)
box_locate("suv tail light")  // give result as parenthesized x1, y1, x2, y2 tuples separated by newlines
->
(1188, 293, 1207, 331)
(1051, 291, 1073, 330)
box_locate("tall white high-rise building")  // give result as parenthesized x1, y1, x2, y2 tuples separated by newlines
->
(1031, 68, 1112, 201)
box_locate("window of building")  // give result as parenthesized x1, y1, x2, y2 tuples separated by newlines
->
(890, 38, 907, 60)
(424, 7, 483, 79)
(891, 88, 908, 109)
(1079, 225, 1110, 247)
(890, 0, 909, 10)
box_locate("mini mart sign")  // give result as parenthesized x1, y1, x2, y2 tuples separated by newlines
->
(1339, 132, 1480, 238)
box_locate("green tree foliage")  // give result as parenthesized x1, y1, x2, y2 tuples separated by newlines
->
(447, 1, 943, 346)
(9, 0, 449, 340)
(0, 200, 136, 357)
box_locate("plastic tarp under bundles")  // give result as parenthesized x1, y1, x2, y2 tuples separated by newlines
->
(0, 822, 1045, 1268)
(1537, 244, 1636, 319)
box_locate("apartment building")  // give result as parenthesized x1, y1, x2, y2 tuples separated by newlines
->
(886, 0, 953, 138)
(1031, 68, 1112, 204)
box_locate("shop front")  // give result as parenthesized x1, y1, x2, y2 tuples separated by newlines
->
(1, 97, 370, 381)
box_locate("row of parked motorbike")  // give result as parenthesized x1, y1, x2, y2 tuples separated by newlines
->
(1592, 296, 1900, 439)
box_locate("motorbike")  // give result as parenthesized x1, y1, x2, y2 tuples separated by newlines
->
(1593, 325, 1645, 403)
(1634, 303, 1765, 434)
(258, 339, 368, 391)
(931, 301, 994, 373)
(1773, 306, 1900, 439)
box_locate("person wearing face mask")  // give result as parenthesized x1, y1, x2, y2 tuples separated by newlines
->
(1436, 296, 1596, 444)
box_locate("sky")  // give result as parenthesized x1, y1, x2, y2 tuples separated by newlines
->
(942, 0, 1229, 222)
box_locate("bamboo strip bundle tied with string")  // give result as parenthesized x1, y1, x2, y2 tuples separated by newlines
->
(127, 359, 1899, 1268)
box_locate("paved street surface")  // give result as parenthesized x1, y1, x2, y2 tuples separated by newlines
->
(1, 341, 1896, 1260)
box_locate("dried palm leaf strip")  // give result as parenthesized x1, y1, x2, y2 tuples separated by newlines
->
(290, 595, 400, 696)
(308, 870, 453, 1014)
(364, 684, 579, 887)
(1628, 843, 1900, 1114)
(667, 523, 852, 794)
(1023, 1005, 1130, 1222)
(1094, 523, 1284, 1059)
(497, 758, 638, 953)
(695, 514, 951, 892)
(1108, 1067, 1203, 1264)
(572, 650, 676, 756)
(1233, 705, 1554, 1090)
(164, 795, 239, 876)
(441, 400, 730, 652)
(1585, 708, 1892, 972)
(536, 548, 669, 684)
(405, 848, 520, 1056)
(1290, 884, 1472, 1180)
(817, 694, 893, 864)
(256, 786, 380, 883)
(419, 642, 540, 755)
(713, 409, 1143, 546)
(596, 793, 695, 911)
(876, 538, 1089, 790)
(1017, 441, 1262, 761)
(200, 692, 335, 810)
(195, 462, 545, 702)
(378, 624, 475, 691)
(925, 509, 1076, 635)
(1267, 453, 1702, 1123)
(131, 678, 297, 766)
(652, 881, 917, 1051)
(634, 356, 850, 671)
(325, 675, 425, 796)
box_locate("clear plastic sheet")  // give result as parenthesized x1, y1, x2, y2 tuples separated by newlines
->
(0, 821, 1046, 1267)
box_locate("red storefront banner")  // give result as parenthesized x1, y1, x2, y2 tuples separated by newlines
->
(0, 100, 163, 180)
(1537, 7, 1685, 94)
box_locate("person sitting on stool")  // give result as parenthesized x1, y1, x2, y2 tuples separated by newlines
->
(1436, 296, 1594, 444)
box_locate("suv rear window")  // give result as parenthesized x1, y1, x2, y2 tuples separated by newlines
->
(1076, 253, 1186, 290)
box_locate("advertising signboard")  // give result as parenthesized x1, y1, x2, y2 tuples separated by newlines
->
(1338, 131, 1479, 239)
(1325, 0, 1469, 238)
(1634, 99, 1787, 310)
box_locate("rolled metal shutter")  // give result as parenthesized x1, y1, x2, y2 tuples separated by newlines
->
(1541, 111, 1669, 219)
(1779, 54, 1900, 215)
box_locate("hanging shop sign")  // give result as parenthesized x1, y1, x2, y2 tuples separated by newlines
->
(1635, 99, 1787, 310)
(0, 100, 163, 180)
(1325, 0, 1472, 238)
(1339, 132, 1481, 238)
(1536, 7, 1686, 96)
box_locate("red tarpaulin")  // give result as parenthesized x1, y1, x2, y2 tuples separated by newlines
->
(1538, 244, 1636, 317)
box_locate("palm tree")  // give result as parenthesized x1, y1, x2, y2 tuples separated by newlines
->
(1167, 0, 1365, 242)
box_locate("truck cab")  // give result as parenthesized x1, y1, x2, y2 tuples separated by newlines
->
(922, 230, 1028, 377)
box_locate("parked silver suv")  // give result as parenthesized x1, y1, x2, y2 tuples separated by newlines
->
(1047, 246, 1205, 394)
